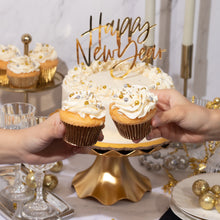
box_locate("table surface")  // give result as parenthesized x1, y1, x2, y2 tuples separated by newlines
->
(0, 153, 191, 220)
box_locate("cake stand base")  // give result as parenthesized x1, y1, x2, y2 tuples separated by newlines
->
(72, 150, 152, 205)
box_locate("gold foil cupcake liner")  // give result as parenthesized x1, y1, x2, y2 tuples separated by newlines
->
(7, 75, 39, 89)
(113, 120, 152, 140)
(39, 66, 57, 84)
(0, 69, 9, 85)
(63, 122, 103, 147)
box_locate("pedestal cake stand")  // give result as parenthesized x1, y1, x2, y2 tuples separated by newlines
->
(72, 138, 169, 205)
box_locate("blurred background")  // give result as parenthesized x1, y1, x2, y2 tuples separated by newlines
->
(0, 0, 218, 115)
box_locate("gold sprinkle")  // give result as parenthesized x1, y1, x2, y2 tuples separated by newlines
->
(81, 62, 85, 65)
(2, 49, 5, 52)
(135, 100, 140, 105)
(98, 61, 102, 65)
(119, 94, 123, 99)
(39, 55, 43, 59)
(46, 44, 49, 47)
(82, 67, 86, 70)
(103, 85, 107, 89)
(74, 67, 78, 71)
(157, 67, 161, 73)
(25, 61, 29, 65)
(156, 82, 160, 86)
(69, 93, 74, 97)
(84, 101, 89, 105)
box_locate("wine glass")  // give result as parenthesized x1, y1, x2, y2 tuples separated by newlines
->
(0, 102, 36, 202)
(22, 116, 58, 219)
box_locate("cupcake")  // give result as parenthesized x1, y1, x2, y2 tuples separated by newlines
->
(109, 85, 158, 140)
(29, 43, 58, 84)
(7, 55, 40, 89)
(0, 45, 20, 85)
(60, 90, 106, 147)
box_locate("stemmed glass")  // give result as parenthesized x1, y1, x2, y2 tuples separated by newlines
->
(0, 102, 36, 202)
(22, 116, 58, 219)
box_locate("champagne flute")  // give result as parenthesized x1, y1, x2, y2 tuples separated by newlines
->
(0, 102, 36, 202)
(22, 116, 58, 219)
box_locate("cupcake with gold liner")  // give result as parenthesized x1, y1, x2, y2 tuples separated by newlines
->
(7, 55, 40, 89)
(60, 90, 106, 147)
(0, 45, 21, 85)
(109, 85, 158, 140)
(29, 43, 58, 84)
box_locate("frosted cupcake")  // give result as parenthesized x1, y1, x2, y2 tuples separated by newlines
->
(109, 85, 158, 140)
(7, 55, 40, 88)
(60, 90, 106, 147)
(29, 43, 58, 84)
(0, 45, 21, 85)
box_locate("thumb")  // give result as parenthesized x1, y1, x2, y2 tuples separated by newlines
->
(152, 106, 185, 127)
(37, 113, 65, 141)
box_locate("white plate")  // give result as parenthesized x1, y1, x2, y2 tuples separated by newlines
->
(171, 173, 220, 220)
(170, 200, 200, 220)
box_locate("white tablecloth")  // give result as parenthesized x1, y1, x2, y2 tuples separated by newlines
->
(0, 153, 191, 220)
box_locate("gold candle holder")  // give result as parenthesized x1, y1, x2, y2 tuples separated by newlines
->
(72, 146, 165, 205)
(180, 44, 193, 97)
(143, 45, 155, 65)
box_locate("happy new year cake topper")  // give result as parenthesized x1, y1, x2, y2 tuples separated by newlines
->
(76, 12, 166, 78)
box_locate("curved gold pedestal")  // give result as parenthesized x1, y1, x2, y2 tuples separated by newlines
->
(72, 150, 153, 205)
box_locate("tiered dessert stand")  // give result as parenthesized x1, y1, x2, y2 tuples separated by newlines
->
(0, 34, 63, 103)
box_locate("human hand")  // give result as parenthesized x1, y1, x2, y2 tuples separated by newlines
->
(145, 89, 215, 143)
(19, 112, 104, 164)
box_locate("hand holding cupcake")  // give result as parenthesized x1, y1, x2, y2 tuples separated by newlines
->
(60, 90, 106, 147)
(109, 85, 158, 140)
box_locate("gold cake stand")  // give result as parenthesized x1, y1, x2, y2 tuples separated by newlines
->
(72, 138, 169, 205)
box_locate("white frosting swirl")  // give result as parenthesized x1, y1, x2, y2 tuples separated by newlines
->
(143, 64, 174, 89)
(111, 85, 158, 119)
(0, 45, 21, 61)
(29, 43, 57, 63)
(7, 55, 40, 74)
(62, 90, 106, 119)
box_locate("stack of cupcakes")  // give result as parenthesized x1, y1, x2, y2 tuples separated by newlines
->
(0, 45, 21, 85)
(60, 90, 106, 147)
(109, 84, 158, 140)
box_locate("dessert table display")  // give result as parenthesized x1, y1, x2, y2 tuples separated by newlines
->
(0, 10, 219, 218)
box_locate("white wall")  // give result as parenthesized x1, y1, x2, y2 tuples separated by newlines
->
(0, 0, 219, 115)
